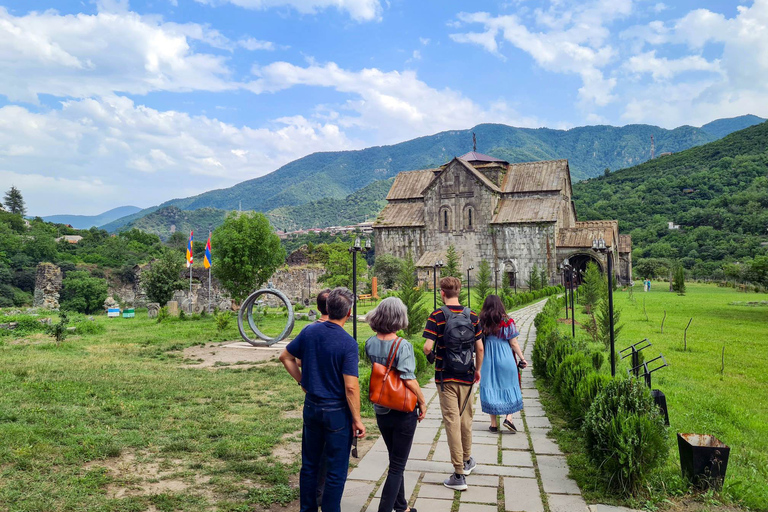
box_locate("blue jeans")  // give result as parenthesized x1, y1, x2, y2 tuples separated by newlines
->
(300, 396, 353, 512)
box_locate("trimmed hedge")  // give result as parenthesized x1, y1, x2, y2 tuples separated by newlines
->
(532, 298, 668, 495)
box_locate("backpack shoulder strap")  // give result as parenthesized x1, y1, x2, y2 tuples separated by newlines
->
(440, 305, 453, 320)
(461, 307, 471, 319)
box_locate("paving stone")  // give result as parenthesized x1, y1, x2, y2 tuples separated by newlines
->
(471, 443, 499, 465)
(525, 416, 551, 429)
(460, 504, 498, 512)
(431, 441, 451, 462)
(466, 474, 500, 487)
(502, 450, 534, 467)
(536, 454, 568, 469)
(418, 483, 456, 500)
(423, 387, 437, 402)
(370, 436, 388, 452)
(501, 433, 530, 450)
(412, 427, 439, 444)
(348, 450, 389, 481)
(365, 497, 380, 512)
(548, 493, 588, 512)
(530, 432, 562, 456)
(538, 458, 580, 495)
(340, 480, 376, 512)
(472, 434, 499, 445)
(522, 406, 546, 417)
(473, 464, 535, 478)
(417, 418, 443, 428)
(522, 398, 541, 408)
(503, 477, 543, 512)
(414, 498, 454, 512)
(461, 484, 498, 504)
(405, 459, 454, 473)
(522, 388, 539, 398)
(408, 443, 432, 460)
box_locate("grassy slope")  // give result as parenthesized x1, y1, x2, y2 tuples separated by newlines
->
(543, 283, 768, 511)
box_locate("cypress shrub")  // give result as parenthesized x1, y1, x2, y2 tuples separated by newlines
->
(583, 378, 668, 494)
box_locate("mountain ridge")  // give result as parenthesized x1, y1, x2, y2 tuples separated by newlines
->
(103, 114, 764, 232)
(42, 206, 142, 229)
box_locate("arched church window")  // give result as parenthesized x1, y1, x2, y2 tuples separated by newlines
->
(444, 210, 449, 230)
(468, 208, 473, 228)
(440, 207, 452, 232)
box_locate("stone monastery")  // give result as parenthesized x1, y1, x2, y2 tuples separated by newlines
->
(373, 152, 632, 288)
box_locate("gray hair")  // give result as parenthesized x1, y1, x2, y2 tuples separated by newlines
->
(366, 296, 409, 334)
(327, 287, 355, 320)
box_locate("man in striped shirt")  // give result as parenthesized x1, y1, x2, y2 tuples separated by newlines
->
(423, 277, 484, 491)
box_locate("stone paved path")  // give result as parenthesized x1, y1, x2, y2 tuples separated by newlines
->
(341, 299, 592, 512)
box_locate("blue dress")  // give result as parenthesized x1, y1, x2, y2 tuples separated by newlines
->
(480, 322, 523, 415)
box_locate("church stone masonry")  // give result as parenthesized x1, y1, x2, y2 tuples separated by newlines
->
(373, 152, 632, 288)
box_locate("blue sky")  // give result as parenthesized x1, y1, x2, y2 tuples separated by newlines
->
(0, 0, 766, 216)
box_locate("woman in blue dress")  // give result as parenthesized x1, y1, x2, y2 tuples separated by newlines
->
(479, 295, 528, 432)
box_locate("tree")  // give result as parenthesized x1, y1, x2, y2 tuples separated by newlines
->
(539, 267, 548, 289)
(500, 272, 514, 309)
(596, 296, 623, 349)
(142, 249, 186, 306)
(3, 186, 26, 216)
(166, 231, 187, 252)
(212, 212, 286, 302)
(474, 260, 492, 305)
(673, 265, 686, 295)
(319, 242, 367, 289)
(372, 254, 404, 289)
(581, 262, 606, 314)
(396, 252, 428, 338)
(527, 265, 541, 291)
(60, 271, 109, 314)
(441, 245, 461, 279)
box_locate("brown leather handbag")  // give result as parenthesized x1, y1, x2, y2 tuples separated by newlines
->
(369, 337, 418, 413)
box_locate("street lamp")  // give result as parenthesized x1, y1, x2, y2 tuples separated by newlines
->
(466, 265, 474, 308)
(433, 260, 444, 310)
(349, 237, 371, 341)
(593, 237, 615, 376)
(563, 258, 575, 338)
(494, 267, 499, 294)
(512, 270, 517, 294)
(560, 262, 568, 320)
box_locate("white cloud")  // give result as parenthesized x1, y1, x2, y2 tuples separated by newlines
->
(620, 0, 768, 126)
(239, 37, 276, 50)
(0, 7, 236, 102)
(193, 0, 382, 22)
(625, 51, 721, 81)
(246, 61, 539, 143)
(0, 96, 353, 215)
(653, 3, 667, 14)
(449, 0, 634, 107)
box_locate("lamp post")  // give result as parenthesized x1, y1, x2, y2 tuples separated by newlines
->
(349, 237, 371, 341)
(563, 258, 575, 338)
(466, 265, 474, 309)
(593, 238, 615, 376)
(433, 260, 444, 310)
(494, 267, 499, 294)
(560, 262, 568, 320)
(512, 271, 517, 294)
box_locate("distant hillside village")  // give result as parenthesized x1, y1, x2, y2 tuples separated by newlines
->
(276, 221, 374, 239)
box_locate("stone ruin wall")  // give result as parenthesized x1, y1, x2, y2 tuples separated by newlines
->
(33, 261, 325, 311)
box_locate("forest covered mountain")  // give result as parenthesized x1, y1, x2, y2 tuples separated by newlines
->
(42, 206, 141, 229)
(573, 121, 768, 276)
(104, 116, 762, 229)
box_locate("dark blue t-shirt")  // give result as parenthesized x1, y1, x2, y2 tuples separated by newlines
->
(286, 322, 359, 403)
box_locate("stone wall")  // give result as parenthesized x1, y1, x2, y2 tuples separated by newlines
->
(33, 263, 63, 309)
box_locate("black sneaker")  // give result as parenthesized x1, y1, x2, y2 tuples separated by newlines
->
(503, 418, 518, 433)
(489, 425, 498, 433)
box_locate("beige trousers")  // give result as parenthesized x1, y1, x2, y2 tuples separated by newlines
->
(437, 381, 474, 474)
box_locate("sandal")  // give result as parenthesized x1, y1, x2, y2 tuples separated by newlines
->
(489, 425, 498, 433)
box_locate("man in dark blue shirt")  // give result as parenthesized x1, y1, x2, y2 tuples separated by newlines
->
(279, 287, 365, 512)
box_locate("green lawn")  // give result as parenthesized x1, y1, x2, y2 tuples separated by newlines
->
(551, 282, 768, 511)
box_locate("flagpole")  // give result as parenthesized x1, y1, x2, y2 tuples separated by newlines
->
(208, 231, 212, 313)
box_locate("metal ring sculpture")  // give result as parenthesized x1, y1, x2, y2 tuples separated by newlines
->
(238, 287, 295, 346)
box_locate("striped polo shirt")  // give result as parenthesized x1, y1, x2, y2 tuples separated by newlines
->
(422, 305, 482, 385)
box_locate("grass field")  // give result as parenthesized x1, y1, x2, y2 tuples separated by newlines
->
(546, 282, 768, 511)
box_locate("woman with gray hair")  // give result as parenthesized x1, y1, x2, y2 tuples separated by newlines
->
(365, 297, 426, 512)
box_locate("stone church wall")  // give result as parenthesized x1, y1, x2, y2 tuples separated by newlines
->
(494, 224, 558, 286)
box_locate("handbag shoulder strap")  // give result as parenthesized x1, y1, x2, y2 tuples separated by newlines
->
(385, 337, 403, 373)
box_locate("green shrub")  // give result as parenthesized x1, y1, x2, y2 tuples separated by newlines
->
(294, 303, 305, 311)
(157, 306, 169, 324)
(12, 315, 47, 334)
(60, 271, 108, 314)
(592, 351, 605, 371)
(46, 312, 70, 343)
(574, 372, 611, 419)
(583, 378, 668, 494)
(358, 366, 373, 416)
(546, 336, 576, 380)
(554, 352, 593, 408)
(215, 311, 231, 333)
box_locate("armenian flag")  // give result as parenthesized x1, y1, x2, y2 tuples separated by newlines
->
(186, 231, 194, 268)
(204, 235, 212, 269)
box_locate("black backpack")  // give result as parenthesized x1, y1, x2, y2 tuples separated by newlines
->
(440, 306, 476, 377)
